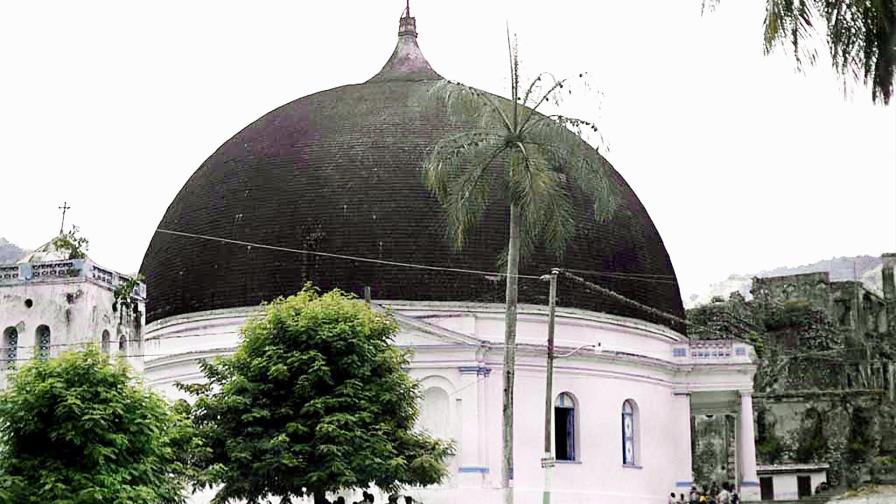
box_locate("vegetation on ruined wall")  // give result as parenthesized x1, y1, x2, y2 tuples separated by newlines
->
(113, 273, 145, 328)
(51, 226, 89, 260)
(692, 415, 735, 487)
(688, 292, 896, 487)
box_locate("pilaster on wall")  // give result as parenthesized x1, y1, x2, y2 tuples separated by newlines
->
(737, 391, 760, 501)
(457, 365, 492, 485)
(675, 391, 695, 491)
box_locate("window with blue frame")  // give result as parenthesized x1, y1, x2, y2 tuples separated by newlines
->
(554, 392, 577, 461)
(622, 400, 637, 466)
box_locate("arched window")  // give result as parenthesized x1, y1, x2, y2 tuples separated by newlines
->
(419, 386, 450, 439)
(35, 325, 51, 361)
(622, 400, 639, 466)
(101, 330, 111, 354)
(3, 327, 18, 370)
(118, 331, 127, 355)
(554, 392, 577, 461)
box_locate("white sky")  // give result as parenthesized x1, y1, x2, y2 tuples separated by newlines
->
(1, 0, 894, 301)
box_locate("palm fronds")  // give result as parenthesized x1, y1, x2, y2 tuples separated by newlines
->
(706, 0, 895, 104)
(423, 44, 619, 260)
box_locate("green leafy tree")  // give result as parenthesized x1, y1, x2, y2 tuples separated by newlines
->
(705, 0, 895, 104)
(181, 286, 453, 504)
(424, 36, 619, 498)
(0, 347, 193, 504)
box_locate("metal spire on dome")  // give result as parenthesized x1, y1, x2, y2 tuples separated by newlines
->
(398, 6, 417, 38)
(367, 2, 442, 82)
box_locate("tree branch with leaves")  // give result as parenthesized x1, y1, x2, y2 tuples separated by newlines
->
(180, 286, 453, 504)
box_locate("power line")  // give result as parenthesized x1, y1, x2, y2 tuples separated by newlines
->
(155, 228, 696, 327)
(156, 228, 543, 280)
(155, 229, 683, 284)
(0, 331, 225, 351)
(560, 270, 690, 326)
(561, 267, 677, 280)
(561, 268, 678, 285)
(0, 350, 231, 363)
(156, 228, 708, 326)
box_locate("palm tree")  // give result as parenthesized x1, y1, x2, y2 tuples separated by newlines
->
(704, 0, 895, 104)
(423, 36, 620, 503)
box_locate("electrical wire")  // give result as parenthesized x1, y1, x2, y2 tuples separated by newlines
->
(156, 229, 543, 280)
(561, 267, 677, 280)
(153, 228, 692, 324)
(560, 270, 690, 326)
(156, 229, 683, 284)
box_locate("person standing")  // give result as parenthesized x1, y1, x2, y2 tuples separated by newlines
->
(717, 483, 731, 504)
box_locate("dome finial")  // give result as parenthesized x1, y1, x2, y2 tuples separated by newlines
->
(399, 1, 417, 38)
(367, 2, 441, 82)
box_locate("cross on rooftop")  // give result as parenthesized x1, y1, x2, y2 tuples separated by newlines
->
(58, 201, 70, 235)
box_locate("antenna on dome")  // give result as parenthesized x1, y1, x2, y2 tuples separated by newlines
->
(405, 0, 410, 17)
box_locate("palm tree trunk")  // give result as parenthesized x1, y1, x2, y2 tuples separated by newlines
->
(502, 202, 521, 504)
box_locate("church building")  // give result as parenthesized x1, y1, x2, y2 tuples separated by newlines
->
(2, 7, 762, 504)
(137, 8, 762, 504)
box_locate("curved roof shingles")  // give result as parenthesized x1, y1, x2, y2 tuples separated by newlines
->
(140, 13, 684, 331)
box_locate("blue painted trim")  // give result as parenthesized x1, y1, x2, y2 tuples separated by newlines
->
(675, 481, 694, 487)
(457, 366, 491, 376)
(740, 480, 761, 487)
(458, 466, 489, 474)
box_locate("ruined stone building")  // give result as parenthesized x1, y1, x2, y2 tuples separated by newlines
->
(751, 253, 896, 394)
(693, 253, 896, 488)
(752, 256, 894, 341)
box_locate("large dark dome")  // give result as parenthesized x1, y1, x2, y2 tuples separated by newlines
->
(141, 14, 684, 330)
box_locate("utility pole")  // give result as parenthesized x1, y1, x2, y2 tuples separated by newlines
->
(541, 268, 559, 504)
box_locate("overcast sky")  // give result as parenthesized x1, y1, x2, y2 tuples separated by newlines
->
(1, 0, 894, 302)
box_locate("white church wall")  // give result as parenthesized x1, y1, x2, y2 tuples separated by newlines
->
(143, 302, 756, 504)
(472, 359, 691, 503)
(398, 302, 683, 363)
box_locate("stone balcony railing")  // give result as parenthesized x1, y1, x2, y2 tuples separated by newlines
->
(672, 339, 753, 363)
(0, 259, 145, 299)
(0, 264, 19, 281)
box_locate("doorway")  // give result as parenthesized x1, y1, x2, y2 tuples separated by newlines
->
(760, 476, 774, 500)
(797, 475, 812, 498)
